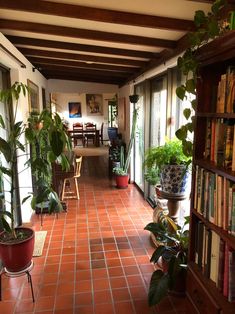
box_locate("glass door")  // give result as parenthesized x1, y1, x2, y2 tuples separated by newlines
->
(148, 76, 167, 203)
(133, 84, 145, 192)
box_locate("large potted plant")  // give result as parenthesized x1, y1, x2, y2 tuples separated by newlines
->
(0, 82, 71, 272)
(144, 216, 189, 306)
(113, 94, 139, 188)
(144, 139, 191, 195)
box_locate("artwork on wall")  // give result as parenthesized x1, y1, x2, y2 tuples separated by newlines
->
(68, 102, 82, 118)
(86, 94, 103, 115)
(27, 79, 39, 112)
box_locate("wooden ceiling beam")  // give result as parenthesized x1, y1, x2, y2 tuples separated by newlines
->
(0, 19, 176, 49)
(0, 0, 195, 31)
(28, 56, 137, 72)
(36, 64, 132, 78)
(43, 71, 122, 85)
(19, 47, 147, 67)
(7, 36, 157, 60)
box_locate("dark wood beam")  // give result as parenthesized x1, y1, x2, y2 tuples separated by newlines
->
(43, 71, 122, 85)
(0, 19, 176, 49)
(37, 64, 131, 78)
(19, 47, 147, 67)
(7, 36, 157, 60)
(0, 0, 195, 31)
(28, 56, 137, 73)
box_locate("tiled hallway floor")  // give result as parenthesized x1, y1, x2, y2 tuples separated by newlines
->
(0, 155, 190, 313)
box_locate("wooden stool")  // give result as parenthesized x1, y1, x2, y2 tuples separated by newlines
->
(61, 157, 82, 200)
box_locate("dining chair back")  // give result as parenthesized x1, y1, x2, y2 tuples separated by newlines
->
(72, 123, 84, 147)
(84, 123, 96, 146)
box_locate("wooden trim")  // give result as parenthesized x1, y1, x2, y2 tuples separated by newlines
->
(0, 0, 195, 31)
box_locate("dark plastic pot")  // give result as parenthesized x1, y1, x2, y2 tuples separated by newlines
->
(108, 127, 118, 140)
(115, 174, 129, 189)
(0, 227, 35, 272)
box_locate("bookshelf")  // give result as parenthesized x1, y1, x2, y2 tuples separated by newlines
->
(187, 31, 235, 313)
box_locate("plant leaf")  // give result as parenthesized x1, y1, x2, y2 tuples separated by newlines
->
(148, 270, 169, 306)
(50, 130, 64, 157)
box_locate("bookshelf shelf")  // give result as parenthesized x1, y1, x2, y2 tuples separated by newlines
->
(195, 159, 235, 182)
(192, 209, 235, 249)
(187, 32, 235, 312)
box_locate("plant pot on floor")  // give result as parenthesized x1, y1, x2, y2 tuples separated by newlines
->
(0, 227, 35, 272)
(115, 174, 129, 189)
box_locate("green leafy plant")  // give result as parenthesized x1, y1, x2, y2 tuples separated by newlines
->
(144, 216, 190, 306)
(0, 82, 71, 239)
(175, 0, 227, 157)
(113, 94, 139, 176)
(144, 139, 191, 186)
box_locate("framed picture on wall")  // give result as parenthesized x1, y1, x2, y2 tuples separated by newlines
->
(68, 102, 82, 118)
(27, 79, 39, 112)
(86, 94, 103, 115)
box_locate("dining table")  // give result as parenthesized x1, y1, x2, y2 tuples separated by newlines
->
(68, 128, 100, 147)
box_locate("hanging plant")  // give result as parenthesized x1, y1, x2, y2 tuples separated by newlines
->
(175, 0, 229, 157)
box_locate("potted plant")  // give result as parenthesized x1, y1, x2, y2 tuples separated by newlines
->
(144, 139, 191, 195)
(0, 82, 71, 272)
(113, 94, 139, 188)
(144, 216, 189, 306)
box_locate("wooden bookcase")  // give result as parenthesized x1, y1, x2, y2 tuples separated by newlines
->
(187, 32, 235, 314)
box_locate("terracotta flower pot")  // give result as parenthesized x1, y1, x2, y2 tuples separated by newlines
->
(0, 227, 35, 272)
(115, 174, 129, 189)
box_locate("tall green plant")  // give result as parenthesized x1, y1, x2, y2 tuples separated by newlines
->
(175, 0, 227, 157)
(0, 82, 71, 238)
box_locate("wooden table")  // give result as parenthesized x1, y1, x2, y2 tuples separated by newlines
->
(68, 129, 100, 147)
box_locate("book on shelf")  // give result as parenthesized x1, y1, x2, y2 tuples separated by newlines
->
(217, 238, 225, 292)
(224, 122, 234, 169)
(210, 230, 220, 284)
(195, 221, 204, 269)
(228, 250, 235, 302)
(223, 243, 229, 298)
(225, 66, 235, 113)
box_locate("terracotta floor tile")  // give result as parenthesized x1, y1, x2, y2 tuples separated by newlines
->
(94, 303, 115, 314)
(35, 296, 55, 312)
(93, 278, 110, 291)
(112, 288, 131, 301)
(93, 290, 112, 304)
(75, 292, 93, 306)
(75, 280, 92, 293)
(0, 155, 188, 313)
(114, 301, 135, 314)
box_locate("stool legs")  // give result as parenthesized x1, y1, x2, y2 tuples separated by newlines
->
(26, 271, 35, 302)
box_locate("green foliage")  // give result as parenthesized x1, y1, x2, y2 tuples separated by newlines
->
(144, 216, 189, 306)
(0, 82, 71, 238)
(175, 0, 226, 157)
(143, 139, 191, 185)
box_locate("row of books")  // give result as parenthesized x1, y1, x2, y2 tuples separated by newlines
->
(216, 65, 235, 113)
(204, 118, 235, 170)
(195, 221, 235, 302)
(194, 165, 235, 233)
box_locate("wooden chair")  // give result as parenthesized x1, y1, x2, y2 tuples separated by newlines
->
(72, 123, 84, 147)
(61, 156, 82, 200)
(84, 123, 96, 146)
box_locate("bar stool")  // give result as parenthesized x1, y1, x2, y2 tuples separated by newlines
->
(61, 156, 82, 200)
(0, 260, 35, 302)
